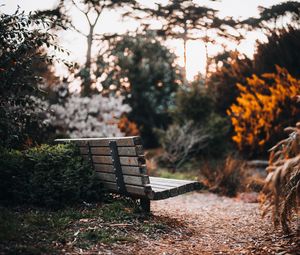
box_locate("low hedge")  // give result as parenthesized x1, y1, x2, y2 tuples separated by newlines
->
(0, 144, 102, 208)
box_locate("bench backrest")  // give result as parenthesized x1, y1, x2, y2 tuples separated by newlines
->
(55, 136, 151, 197)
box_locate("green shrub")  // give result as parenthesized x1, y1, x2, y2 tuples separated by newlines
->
(0, 8, 68, 149)
(204, 113, 232, 157)
(0, 144, 102, 207)
(172, 84, 213, 125)
(169, 84, 231, 158)
(0, 148, 27, 203)
(99, 33, 181, 148)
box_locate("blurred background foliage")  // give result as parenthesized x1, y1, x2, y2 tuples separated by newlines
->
(97, 33, 182, 147)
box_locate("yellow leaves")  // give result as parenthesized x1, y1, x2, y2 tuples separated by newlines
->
(228, 67, 300, 154)
(261, 72, 275, 79)
(236, 83, 247, 93)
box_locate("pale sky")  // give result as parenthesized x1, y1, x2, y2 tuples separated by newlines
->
(1, 0, 294, 80)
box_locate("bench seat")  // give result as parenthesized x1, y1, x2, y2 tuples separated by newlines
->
(149, 177, 201, 200)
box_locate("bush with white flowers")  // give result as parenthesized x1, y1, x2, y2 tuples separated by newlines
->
(51, 94, 131, 138)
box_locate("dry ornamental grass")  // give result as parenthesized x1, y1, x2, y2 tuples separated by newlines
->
(262, 122, 300, 234)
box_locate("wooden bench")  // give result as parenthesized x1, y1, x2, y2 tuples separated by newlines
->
(55, 136, 203, 212)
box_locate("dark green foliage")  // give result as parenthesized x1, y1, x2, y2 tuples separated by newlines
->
(254, 27, 300, 78)
(0, 149, 26, 203)
(0, 8, 70, 149)
(241, 1, 300, 29)
(156, 82, 231, 170)
(150, 0, 217, 39)
(172, 85, 213, 124)
(207, 51, 253, 115)
(0, 144, 102, 207)
(33, 5, 71, 30)
(204, 113, 232, 156)
(98, 34, 182, 147)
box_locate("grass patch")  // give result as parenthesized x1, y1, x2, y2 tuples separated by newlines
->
(0, 197, 182, 254)
(0, 206, 83, 254)
(156, 168, 198, 180)
(78, 228, 135, 247)
(0, 208, 22, 242)
(99, 199, 138, 222)
(148, 154, 200, 181)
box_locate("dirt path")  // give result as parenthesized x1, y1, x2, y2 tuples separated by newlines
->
(120, 192, 299, 255)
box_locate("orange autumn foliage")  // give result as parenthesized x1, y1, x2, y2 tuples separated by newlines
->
(118, 116, 140, 136)
(227, 66, 300, 155)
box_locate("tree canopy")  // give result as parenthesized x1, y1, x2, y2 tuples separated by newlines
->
(58, 0, 139, 96)
(96, 33, 182, 147)
(241, 1, 300, 31)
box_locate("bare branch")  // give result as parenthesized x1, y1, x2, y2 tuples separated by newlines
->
(92, 11, 102, 28)
(71, 0, 93, 26)
(157, 121, 210, 170)
(71, 0, 88, 15)
(69, 22, 87, 37)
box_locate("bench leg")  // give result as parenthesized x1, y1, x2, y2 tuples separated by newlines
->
(140, 198, 150, 213)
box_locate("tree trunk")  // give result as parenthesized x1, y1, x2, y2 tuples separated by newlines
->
(81, 26, 94, 97)
(183, 38, 187, 79)
(204, 40, 209, 88)
(86, 30, 93, 70)
(183, 23, 188, 80)
(204, 31, 209, 88)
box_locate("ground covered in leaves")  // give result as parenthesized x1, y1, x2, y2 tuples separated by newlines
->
(0, 192, 299, 255)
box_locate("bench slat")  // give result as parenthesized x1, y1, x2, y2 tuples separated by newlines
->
(100, 181, 149, 197)
(149, 188, 170, 200)
(79, 145, 144, 156)
(82, 155, 145, 166)
(94, 164, 147, 176)
(150, 178, 197, 193)
(150, 179, 195, 191)
(152, 181, 193, 196)
(151, 184, 179, 197)
(55, 136, 141, 147)
(150, 181, 196, 194)
(95, 172, 149, 186)
(150, 176, 196, 185)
